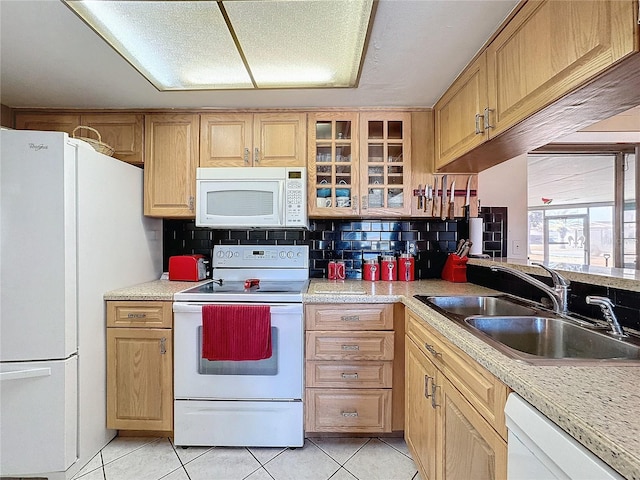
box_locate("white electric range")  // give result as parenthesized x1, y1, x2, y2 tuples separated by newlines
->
(173, 245, 308, 447)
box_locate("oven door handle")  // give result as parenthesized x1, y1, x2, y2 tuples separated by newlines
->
(173, 302, 301, 314)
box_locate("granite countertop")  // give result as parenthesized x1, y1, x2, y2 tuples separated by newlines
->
(104, 279, 210, 301)
(105, 277, 640, 479)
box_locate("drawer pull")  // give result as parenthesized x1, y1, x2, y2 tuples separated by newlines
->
(341, 373, 359, 379)
(160, 337, 167, 355)
(341, 411, 358, 417)
(341, 345, 360, 351)
(127, 313, 147, 318)
(425, 343, 441, 358)
(341, 315, 360, 322)
(424, 375, 432, 398)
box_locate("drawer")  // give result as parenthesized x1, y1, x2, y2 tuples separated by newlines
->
(306, 361, 393, 388)
(306, 331, 394, 361)
(107, 301, 172, 328)
(406, 309, 509, 438)
(305, 389, 392, 433)
(306, 304, 394, 330)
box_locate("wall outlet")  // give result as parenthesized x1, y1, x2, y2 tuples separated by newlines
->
(512, 240, 524, 256)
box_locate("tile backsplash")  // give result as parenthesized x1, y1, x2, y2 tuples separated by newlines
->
(163, 218, 471, 279)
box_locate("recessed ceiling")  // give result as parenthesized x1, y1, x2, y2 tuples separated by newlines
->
(0, 0, 520, 110)
(63, 0, 375, 91)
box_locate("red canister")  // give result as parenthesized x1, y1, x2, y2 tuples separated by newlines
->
(399, 253, 415, 281)
(328, 261, 337, 280)
(381, 256, 397, 281)
(363, 259, 379, 281)
(328, 260, 346, 280)
(335, 261, 346, 280)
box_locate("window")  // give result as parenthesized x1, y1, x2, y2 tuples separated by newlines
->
(527, 152, 637, 269)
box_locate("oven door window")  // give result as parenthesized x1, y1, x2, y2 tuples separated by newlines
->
(197, 326, 278, 376)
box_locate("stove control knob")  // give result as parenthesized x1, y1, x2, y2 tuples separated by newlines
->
(279, 251, 286, 258)
(226, 251, 233, 258)
(216, 250, 224, 258)
(287, 251, 294, 258)
(297, 251, 303, 258)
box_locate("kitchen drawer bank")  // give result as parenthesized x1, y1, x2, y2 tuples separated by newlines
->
(307, 279, 640, 480)
(104, 279, 640, 479)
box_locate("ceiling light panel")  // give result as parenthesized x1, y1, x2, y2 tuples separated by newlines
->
(65, 1, 253, 90)
(223, 0, 374, 88)
(64, 0, 374, 91)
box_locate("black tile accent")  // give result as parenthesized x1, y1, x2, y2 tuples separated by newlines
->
(163, 218, 460, 280)
(479, 207, 508, 257)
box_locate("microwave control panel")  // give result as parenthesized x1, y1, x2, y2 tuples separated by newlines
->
(285, 168, 307, 227)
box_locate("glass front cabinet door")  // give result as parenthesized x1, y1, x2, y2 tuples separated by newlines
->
(308, 113, 360, 217)
(359, 112, 412, 217)
(308, 112, 411, 218)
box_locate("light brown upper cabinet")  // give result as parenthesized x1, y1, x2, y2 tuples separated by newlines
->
(15, 113, 81, 135)
(434, 54, 489, 170)
(435, 0, 639, 170)
(144, 114, 199, 218)
(200, 113, 306, 168)
(15, 112, 144, 165)
(308, 111, 412, 218)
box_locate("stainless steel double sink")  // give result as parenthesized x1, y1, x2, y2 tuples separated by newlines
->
(415, 295, 640, 364)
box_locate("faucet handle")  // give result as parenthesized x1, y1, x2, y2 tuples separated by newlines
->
(532, 262, 570, 287)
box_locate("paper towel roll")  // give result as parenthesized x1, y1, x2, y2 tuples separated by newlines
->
(469, 217, 483, 256)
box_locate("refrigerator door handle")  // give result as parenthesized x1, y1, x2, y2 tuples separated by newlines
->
(0, 367, 52, 382)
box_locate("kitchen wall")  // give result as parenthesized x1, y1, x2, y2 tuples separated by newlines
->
(478, 153, 528, 259)
(1, 104, 13, 128)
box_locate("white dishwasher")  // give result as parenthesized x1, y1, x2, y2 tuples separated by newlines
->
(505, 393, 624, 480)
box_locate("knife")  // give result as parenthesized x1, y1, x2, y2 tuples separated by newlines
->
(441, 175, 448, 220)
(455, 239, 465, 256)
(448, 179, 455, 218)
(432, 176, 439, 217)
(424, 184, 432, 213)
(464, 175, 472, 221)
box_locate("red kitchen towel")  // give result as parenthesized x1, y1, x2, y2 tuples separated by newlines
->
(201, 305, 272, 361)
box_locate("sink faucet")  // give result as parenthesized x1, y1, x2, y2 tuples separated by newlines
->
(489, 263, 570, 314)
(586, 296, 627, 337)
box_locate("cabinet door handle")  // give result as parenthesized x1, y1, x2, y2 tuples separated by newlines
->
(475, 113, 484, 134)
(484, 107, 494, 130)
(431, 383, 440, 409)
(188, 196, 194, 211)
(361, 194, 368, 210)
(425, 343, 441, 358)
(254, 147, 260, 164)
(341, 373, 359, 379)
(353, 195, 358, 213)
(244, 147, 250, 165)
(160, 337, 167, 355)
(424, 375, 432, 398)
(341, 411, 358, 417)
(127, 313, 147, 319)
(341, 345, 360, 351)
(341, 315, 360, 322)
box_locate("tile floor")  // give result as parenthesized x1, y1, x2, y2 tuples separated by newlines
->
(71, 436, 423, 480)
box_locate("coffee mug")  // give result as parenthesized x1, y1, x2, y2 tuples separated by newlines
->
(317, 198, 331, 208)
(336, 197, 350, 207)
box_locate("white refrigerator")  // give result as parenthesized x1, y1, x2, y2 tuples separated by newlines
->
(0, 130, 163, 479)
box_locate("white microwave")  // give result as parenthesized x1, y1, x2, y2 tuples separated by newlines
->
(196, 167, 307, 228)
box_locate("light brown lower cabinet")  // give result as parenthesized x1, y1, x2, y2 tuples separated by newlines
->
(305, 303, 401, 433)
(405, 310, 508, 480)
(106, 301, 173, 432)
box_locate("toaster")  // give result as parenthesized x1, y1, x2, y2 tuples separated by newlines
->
(168, 254, 208, 281)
